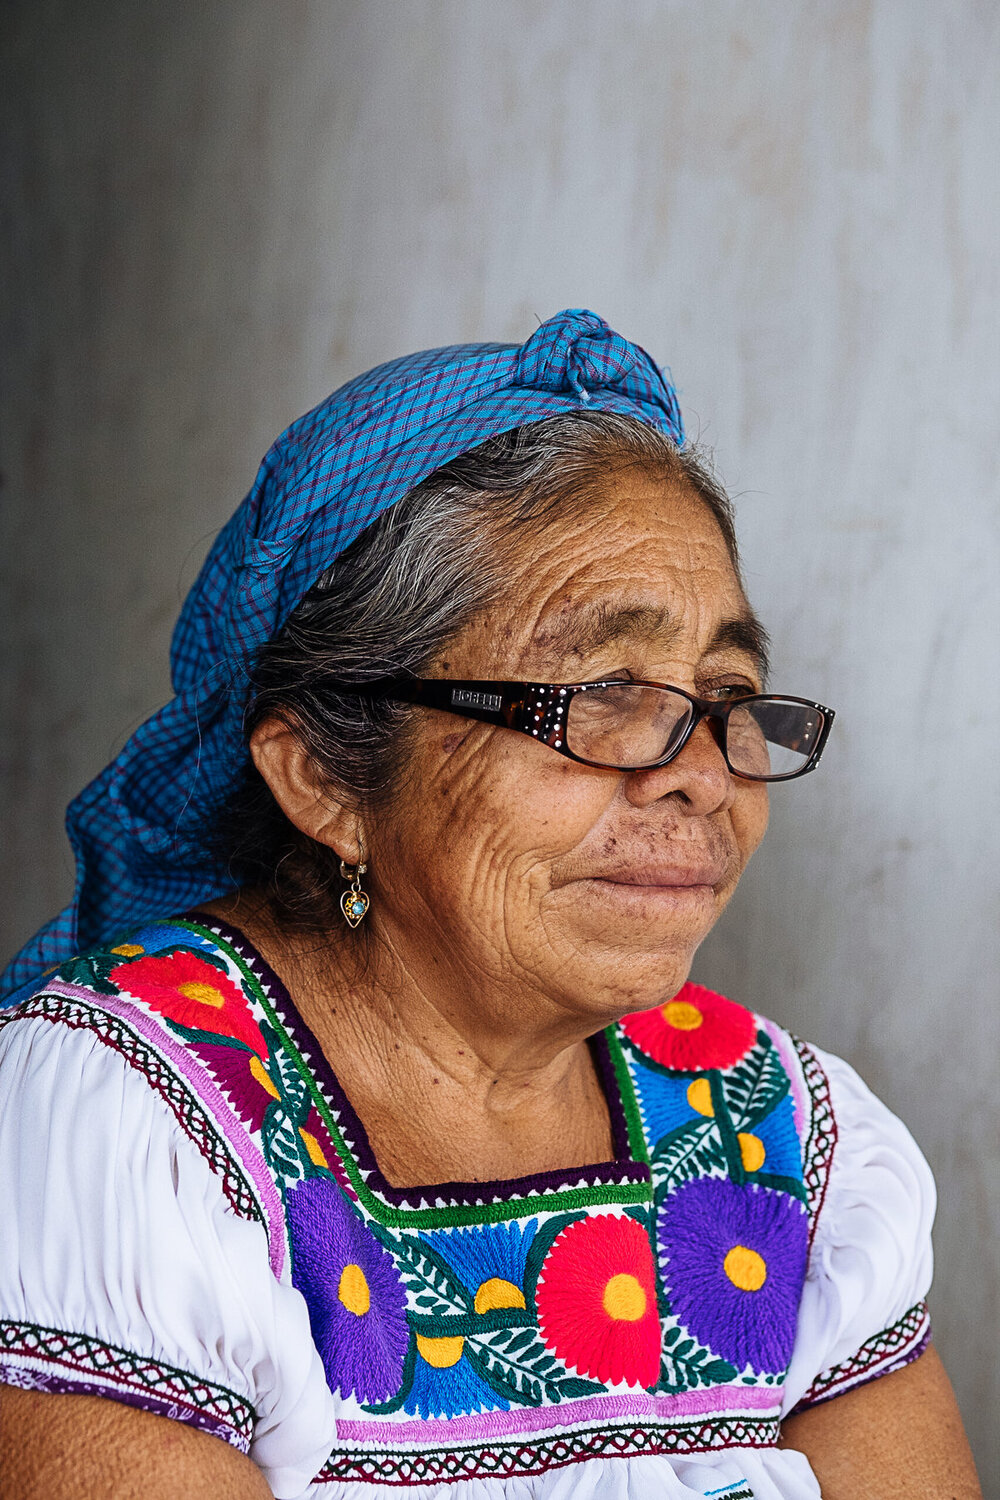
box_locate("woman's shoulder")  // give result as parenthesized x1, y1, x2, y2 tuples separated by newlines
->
(0, 914, 275, 1066)
(609, 982, 935, 1414)
(0, 916, 291, 1231)
(0, 915, 337, 1487)
(2, 915, 253, 1014)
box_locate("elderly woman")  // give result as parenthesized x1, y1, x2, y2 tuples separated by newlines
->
(0, 311, 980, 1499)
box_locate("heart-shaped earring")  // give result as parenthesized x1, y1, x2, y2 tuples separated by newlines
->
(339, 856, 369, 928)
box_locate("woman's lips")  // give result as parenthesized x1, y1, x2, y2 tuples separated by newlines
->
(572, 878, 720, 924)
(575, 869, 725, 913)
(586, 865, 728, 890)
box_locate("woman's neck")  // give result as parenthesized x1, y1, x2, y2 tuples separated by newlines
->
(198, 890, 616, 1187)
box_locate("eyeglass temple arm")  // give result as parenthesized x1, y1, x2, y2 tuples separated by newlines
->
(346, 677, 530, 730)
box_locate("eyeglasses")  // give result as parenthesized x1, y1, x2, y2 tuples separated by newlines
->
(332, 676, 835, 782)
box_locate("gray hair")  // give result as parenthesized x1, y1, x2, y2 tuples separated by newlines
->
(218, 411, 740, 918)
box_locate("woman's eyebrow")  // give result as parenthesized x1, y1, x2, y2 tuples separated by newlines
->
(532, 601, 771, 682)
(707, 614, 772, 683)
(533, 602, 682, 667)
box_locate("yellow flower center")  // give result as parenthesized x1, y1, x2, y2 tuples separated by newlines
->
(337, 1263, 371, 1316)
(662, 999, 704, 1031)
(723, 1245, 767, 1292)
(474, 1277, 526, 1314)
(111, 943, 144, 957)
(738, 1132, 766, 1172)
(602, 1272, 647, 1322)
(416, 1334, 464, 1367)
(249, 1054, 280, 1099)
(686, 1078, 714, 1116)
(177, 980, 225, 1008)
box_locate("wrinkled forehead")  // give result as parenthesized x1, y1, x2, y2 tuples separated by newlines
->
(459, 475, 769, 682)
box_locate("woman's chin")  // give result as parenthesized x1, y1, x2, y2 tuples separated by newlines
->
(551, 930, 706, 1025)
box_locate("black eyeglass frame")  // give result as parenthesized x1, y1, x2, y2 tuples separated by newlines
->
(329, 676, 836, 782)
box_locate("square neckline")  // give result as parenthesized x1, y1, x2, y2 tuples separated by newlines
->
(186, 911, 653, 1225)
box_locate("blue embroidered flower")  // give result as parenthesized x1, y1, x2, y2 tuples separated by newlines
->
(110, 922, 220, 956)
(405, 1337, 510, 1417)
(629, 1064, 708, 1147)
(287, 1177, 409, 1403)
(738, 1094, 803, 1181)
(419, 1218, 536, 1310)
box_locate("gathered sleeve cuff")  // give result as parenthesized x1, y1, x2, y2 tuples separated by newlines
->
(782, 1044, 935, 1415)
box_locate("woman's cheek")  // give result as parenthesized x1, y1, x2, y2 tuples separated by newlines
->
(501, 753, 615, 859)
(732, 782, 770, 871)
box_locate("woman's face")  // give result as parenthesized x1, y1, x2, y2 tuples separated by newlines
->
(370, 472, 770, 1032)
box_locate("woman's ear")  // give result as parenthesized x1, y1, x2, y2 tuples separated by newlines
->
(249, 716, 364, 862)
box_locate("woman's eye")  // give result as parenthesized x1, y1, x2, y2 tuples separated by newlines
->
(706, 682, 757, 701)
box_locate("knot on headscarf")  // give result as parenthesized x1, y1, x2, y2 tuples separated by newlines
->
(1, 308, 686, 999)
(513, 308, 640, 403)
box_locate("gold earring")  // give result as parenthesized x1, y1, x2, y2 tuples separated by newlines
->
(339, 847, 369, 928)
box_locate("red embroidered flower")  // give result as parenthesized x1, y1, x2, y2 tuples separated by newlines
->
(109, 950, 268, 1057)
(621, 982, 756, 1071)
(536, 1214, 660, 1388)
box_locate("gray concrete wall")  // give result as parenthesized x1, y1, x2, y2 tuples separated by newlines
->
(3, 0, 997, 1481)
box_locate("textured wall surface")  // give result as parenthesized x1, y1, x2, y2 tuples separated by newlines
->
(3, 0, 998, 1480)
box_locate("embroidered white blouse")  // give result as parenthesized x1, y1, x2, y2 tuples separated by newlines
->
(0, 917, 934, 1500)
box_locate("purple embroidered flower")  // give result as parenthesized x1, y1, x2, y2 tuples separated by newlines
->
(287, 1177, 409, 1404)
(658, 1177, 807, 1373)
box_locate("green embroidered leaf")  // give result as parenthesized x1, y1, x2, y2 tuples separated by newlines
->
(752, 1171, 807, 1203)
(658, 1324, 737, 1391)
(263, 1023, 311, 1121)
(559, 1376, 606, 1399)
(622, 1203, 652, 1231)
(464, 1339, 543, 1407)
(52, 954, 119, 995)
(372, 1229, 472, 1316)
(722, 1032, 789, 1130)
(503, 1327, 539, 1357)
(163, 1020, 250, 1051)
(465, 1329, 562, 1407)
(651, 1117, 726, 1193)
(261, 1105, 306, 1181)
(466, 1325, 604, 1408)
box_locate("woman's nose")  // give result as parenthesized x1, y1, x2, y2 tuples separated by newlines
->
(624, 718, 736, 815)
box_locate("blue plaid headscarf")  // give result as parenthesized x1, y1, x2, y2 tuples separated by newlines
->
(2, 309, 684, 997)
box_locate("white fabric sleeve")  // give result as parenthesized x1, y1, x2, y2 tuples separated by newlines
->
(782, 1045, 935, 1415)
(0, 1014, 336, 1498)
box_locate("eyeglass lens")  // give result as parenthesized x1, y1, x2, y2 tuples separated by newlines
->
(565, 685, 824, 778)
